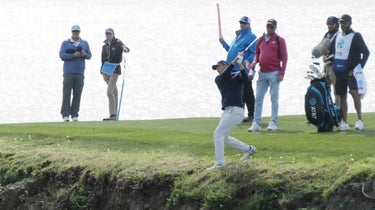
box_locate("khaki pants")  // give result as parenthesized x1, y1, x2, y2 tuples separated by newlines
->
(325, 64, 340, 106)
(102, 73, 119, 115)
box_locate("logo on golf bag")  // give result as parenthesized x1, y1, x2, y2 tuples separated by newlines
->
(305, 78, 342, 132)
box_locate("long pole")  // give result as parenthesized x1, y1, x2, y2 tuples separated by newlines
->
(116, 55, 126, 120)
(216, 3, 222, 38)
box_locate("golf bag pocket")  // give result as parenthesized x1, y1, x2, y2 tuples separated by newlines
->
(332, 59, 348, 73)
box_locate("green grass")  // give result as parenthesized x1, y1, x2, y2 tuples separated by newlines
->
(0, 113, 374, 209)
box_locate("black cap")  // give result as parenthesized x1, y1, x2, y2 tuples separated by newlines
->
(212, 60, 228, 70)
(266, 19, 277, 27)
(339, 14, 352, 23)
(326, 16, 339, 24)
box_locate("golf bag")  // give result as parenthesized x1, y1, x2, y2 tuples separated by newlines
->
(305, 78, 342, 132)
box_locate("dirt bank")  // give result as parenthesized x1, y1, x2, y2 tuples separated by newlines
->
(0, 167, 375, 209)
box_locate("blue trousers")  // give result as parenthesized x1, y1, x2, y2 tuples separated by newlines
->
(254, 71, 280, 125)
(60, 73, 84, 118)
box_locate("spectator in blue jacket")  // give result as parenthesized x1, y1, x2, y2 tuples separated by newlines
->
(59, 25, 92, 122)
(219, 16, 257, 123)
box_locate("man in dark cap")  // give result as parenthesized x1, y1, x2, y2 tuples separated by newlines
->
(322, 16, 340, 106)
(331, 14, 370, 131)
(248, 18, 288, 132)
(206, 54, 257, 170)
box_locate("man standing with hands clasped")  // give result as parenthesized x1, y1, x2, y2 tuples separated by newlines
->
(331, 14, 370, 131)
(248, 19, 288, 132)
(59, 25, 92, 122)
(207, 53, 257, 170)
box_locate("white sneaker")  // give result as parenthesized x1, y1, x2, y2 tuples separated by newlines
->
(241, 146, 257, 161)
(354, 120, 364, 131)
(72, 116, 79, 122)
(248, 122, 261, 132)
(63, 116, 69, 122)
(267, 121, 278, 131)
(338, 122, 349, 131)
(206, 164, 224, 170)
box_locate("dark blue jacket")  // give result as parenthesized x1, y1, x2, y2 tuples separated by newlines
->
(59, 38, 92, 74)
(331, 29, 370, 72)
(215, 63, 248, 110)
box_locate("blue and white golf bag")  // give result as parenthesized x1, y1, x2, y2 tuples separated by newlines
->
(305, 62, 342, 132)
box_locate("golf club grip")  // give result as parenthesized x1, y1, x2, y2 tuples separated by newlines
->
(216, 3, 222, 38)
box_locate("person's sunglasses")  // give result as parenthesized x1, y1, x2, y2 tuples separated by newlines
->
(267, 25, 274, 29)
(72, 30, 80, 33)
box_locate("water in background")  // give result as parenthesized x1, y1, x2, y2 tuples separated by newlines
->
(0, 0, 374, 123)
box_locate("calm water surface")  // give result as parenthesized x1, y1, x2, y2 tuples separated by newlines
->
(0, 0, 373, 123)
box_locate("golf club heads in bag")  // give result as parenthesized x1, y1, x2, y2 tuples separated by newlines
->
(305, 61, 324, 80)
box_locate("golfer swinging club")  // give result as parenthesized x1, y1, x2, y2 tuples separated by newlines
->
(207, 53, 257, 170)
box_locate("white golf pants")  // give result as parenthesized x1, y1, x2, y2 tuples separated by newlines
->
(214, 106, 250, 166)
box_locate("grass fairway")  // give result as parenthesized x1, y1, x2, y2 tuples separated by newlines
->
(0, 113, 374, 209)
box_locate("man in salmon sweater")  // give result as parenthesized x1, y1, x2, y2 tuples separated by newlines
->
(248, 19, 288, 132)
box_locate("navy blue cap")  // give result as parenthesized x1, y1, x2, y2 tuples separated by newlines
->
(327, 16, 339, 24)
(339, 14, 352, 23)
(212, 60, 228, 70)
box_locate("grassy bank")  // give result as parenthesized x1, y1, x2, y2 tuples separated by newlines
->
(0, 113, 374, 209)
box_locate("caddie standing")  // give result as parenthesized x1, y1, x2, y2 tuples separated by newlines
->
(101, 28, 130, 121)
(331, 14, 370, 131)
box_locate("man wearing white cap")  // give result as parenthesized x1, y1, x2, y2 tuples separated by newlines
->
(59, 25, 92, 122)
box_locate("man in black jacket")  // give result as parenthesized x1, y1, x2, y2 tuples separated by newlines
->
(101, 28, 130, 121)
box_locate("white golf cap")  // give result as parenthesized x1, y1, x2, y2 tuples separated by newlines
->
(71, 25, 81, 31)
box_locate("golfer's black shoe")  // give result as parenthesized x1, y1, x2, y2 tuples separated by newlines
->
(103, 114, 117, 121)
(243, 116, 253, 123)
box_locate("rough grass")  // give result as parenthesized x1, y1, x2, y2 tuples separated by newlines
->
(0, 113, 374, 209)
